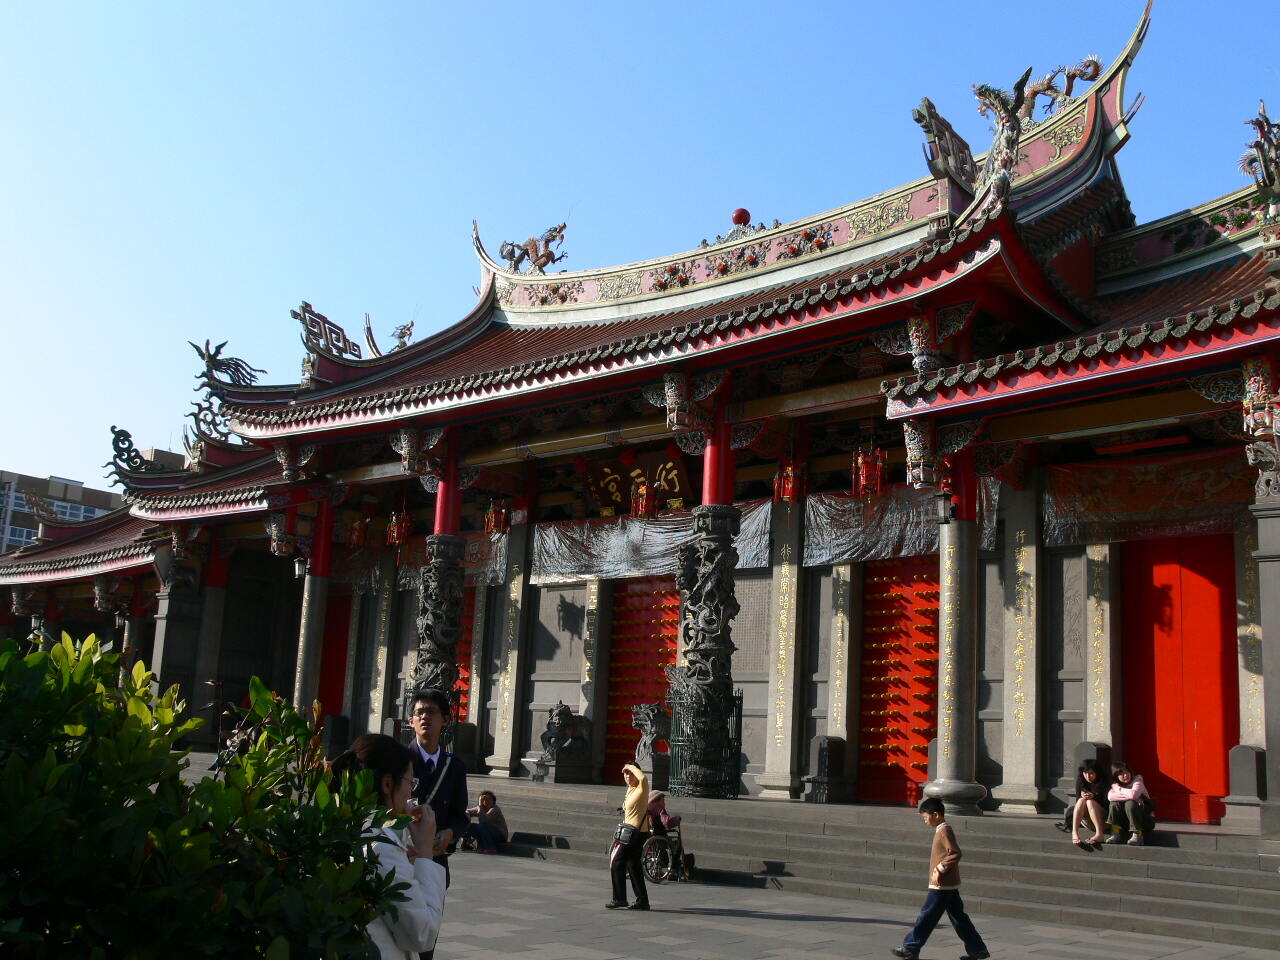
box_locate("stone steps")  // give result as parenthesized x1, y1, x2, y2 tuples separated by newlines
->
(479, 777, 1280, 950)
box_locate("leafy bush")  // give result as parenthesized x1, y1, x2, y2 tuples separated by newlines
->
(0, 635, 405, 958)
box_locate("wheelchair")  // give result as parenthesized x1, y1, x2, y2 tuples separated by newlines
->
(641, 820, 690, 883)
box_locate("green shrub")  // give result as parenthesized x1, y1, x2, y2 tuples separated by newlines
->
(0, 634, 406, 958)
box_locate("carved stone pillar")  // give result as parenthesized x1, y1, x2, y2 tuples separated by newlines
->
(577, 578, 613, 781)
(487, 517, 535, 776)
(192, 540, 231, 748)
(1247, 437, 1280, 857)
(409, 533, 466, 700)
(758, 499, 804, 799)
(152, 580, 201, 699)
(669, 503, 742, 798)
(925, 457, 987, 816)
(1083, 544, 1122, 747)
(464, 584, 489, 726)
(991, 483, 1046, 813)
(363, 553, 399, 736)
(292, 501, 334, 711)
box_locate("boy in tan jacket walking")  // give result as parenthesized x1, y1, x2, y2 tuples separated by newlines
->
(891, 797, 990, 960)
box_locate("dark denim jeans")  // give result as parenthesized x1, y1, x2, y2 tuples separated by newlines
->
(902, 887, 987, 957)
(470, 821, 504, 850)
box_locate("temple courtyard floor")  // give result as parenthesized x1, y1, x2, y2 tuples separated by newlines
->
(439, 851, 1279, 960)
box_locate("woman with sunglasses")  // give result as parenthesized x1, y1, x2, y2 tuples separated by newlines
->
(333, 733, 447, 959)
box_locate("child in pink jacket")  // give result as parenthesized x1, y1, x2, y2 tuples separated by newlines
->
(1104, 760, 1152, 846)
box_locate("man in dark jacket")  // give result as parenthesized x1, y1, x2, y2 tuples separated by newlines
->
(408, 687, 469, 960)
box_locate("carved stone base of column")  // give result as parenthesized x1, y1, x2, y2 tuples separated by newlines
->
(754, 772, 802, 800)
(990, 783, 1046, 814)
(924, 778, 988, 817)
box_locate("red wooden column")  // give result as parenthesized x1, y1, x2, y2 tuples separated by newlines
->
(433, 430, 462, 535)
(702, 402, 735, 506)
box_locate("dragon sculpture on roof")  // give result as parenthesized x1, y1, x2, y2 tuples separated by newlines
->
(499, 223, 568, 274)
(1243, 100, 1280, 219)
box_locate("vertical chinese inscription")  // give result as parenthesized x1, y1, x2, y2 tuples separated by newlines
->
(582, 579, 599, 689)
(1087, 548, 1107, 733)
(773, 543, 795, 748)
(830, 566, 849, 738)
(499, 564, 522, 733)
(1010, 529, 1033, 737)
(1239, 530, 1265, 744)
(940, 544, 958, 760)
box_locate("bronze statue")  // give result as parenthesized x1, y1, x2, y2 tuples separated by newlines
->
(499, 223, 568, 274)
(538, 700, 591, 762)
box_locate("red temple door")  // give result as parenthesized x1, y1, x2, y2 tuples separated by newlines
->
(453, 585, 477, 721)
(604, 576, 680, 784)
(1121, 534, 1238, 823)
(856, 556, 940, 805)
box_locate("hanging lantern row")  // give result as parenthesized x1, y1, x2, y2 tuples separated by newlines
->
(852, 444, 886, 503)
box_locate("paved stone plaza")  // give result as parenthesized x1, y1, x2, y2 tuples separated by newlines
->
(438, 852, 1280, 960)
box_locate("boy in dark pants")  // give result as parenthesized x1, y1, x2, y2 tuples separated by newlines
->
(892, 797, 990, 960)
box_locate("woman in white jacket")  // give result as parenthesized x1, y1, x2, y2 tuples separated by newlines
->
(334, 734, 448, 958)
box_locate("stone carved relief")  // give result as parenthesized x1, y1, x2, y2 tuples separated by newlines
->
(410, 534, 466, 702)
(847, 196, 913, 238)
(597, 272, 644, 301)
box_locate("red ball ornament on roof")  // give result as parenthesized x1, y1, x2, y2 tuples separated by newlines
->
(732, 208, 751, 226)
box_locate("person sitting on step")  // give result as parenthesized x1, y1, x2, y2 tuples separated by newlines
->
(1070, 759, 1109, 845)
(1104, 760, 1152, 846)
(464, 790, 508, 853)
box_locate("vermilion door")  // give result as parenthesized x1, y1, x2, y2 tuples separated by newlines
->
(604, 577, 680, 784)
(1121, 535, 1239, 823)
(856, 556, 940, 805)
(453, 585, 477, 721)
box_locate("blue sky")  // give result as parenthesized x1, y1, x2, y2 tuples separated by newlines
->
(1, 1, 1272, 486)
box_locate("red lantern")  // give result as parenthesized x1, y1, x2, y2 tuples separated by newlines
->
(773, 462, 799, 503)
(484, 500, 510, 537)
(618, 447, 637, 468)
(852, 445, 885, 502)
(386, 510, 412, 548)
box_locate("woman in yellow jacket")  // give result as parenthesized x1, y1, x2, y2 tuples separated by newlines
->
(606, 762, 651, 910)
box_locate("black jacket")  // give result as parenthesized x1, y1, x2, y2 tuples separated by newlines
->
(1073, 772, 1108, 800)
(410, 745, 470, 847)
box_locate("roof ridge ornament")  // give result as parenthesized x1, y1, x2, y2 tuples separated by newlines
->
(972, 67, 1034, 218)
(499, 223, 568, 274)
(1016, 55, 1102, 131)
(103, 426, 166, 485)
(293, 301, 362, 360)
(190, 339, 266, 393)
(1244, 100, 1280, 222)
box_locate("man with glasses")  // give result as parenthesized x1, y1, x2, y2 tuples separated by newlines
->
(407, 687, 470, 960)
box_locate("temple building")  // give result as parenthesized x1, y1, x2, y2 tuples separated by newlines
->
(6, 4, 1280, 858)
